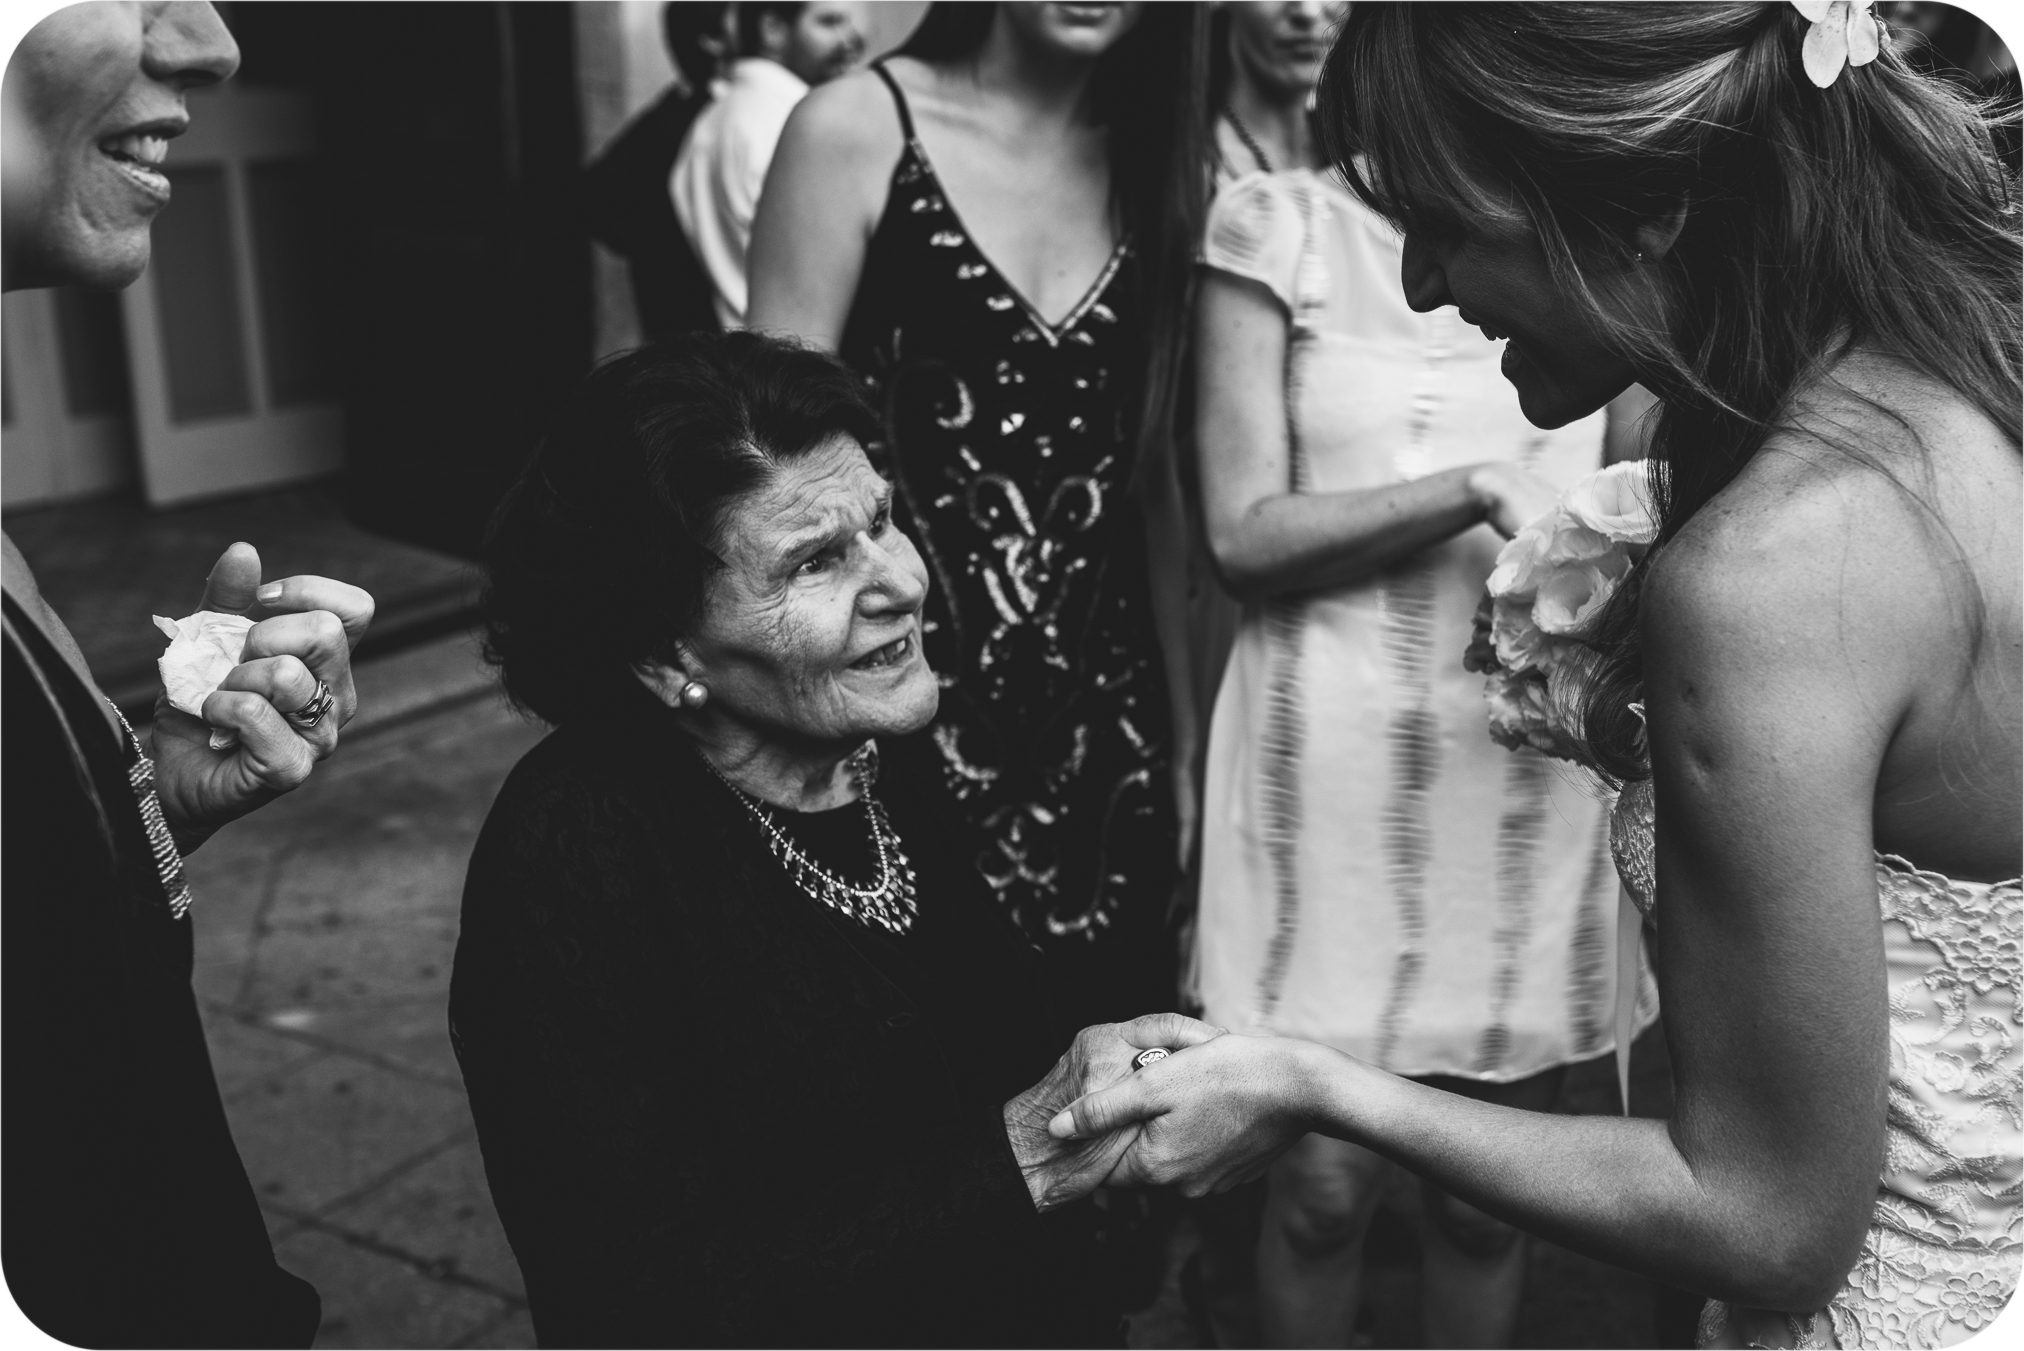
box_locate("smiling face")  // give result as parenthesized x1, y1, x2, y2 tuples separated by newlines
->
(681, 435, 938, 752)
(1228, 1, 1345, 102)
(1000, 2, 1145, 60)
(2, 1, 238, 291)
(1399, 212, 1640, 430)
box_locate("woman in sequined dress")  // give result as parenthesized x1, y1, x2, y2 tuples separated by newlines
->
(746, 2, 1210, 1024)
(1040, 6, 2022, 1348)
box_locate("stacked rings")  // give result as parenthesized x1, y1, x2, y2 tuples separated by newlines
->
(286, 679, 336, 730)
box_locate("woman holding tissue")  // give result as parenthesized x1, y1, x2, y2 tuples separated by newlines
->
(2, 5, 374, 1346)
(454, 333, 1201, 1348)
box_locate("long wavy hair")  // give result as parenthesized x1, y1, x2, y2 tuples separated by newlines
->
(899, 3, 1212, 482)
(1320, 2, 2021, 782)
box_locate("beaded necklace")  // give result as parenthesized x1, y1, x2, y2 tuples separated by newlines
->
(1224, 105, 1275, 175)
(700, 743, 919, 936)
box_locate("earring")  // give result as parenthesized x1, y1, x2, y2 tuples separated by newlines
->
(679, 680, 709, 709)
(1635, 249, 1647, 263)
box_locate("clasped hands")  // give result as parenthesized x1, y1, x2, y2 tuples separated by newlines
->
(150, 542, 375, 853)
(1003, 1012, 1324, 1212)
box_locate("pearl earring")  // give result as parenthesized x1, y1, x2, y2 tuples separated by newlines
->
(679, 681, 709, 709)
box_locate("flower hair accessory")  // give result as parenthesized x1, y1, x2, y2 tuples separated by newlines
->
(1791, 0, 1882, 89)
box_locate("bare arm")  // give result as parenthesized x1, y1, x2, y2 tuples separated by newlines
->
(1058, 448, 1940, 1310)
(744, 71, 900, 349)
(1194, 271, 1560, 602)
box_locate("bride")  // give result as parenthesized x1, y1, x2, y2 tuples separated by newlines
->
(1045, 4, 2021, 1346)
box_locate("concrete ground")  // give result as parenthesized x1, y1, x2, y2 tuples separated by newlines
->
(181, 631, 542, 1349)
(178, 627, 1677, 1350)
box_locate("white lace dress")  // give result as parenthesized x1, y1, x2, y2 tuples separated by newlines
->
(1611, 780, 2022, 1348)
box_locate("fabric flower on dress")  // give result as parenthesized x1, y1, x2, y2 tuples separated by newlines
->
(1939, 1270, 2003, 1328)
(1792, 0, 1883, 89)
(155, 610, 254, 750)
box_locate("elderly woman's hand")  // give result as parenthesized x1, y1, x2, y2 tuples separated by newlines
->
(1003, 1013, 1225, 1211)
(1046, 1029, 1327, 1199)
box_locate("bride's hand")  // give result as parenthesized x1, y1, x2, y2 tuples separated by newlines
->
(1003, 1012, 1225, 1211)
(1047, 1031, 1325, 1198)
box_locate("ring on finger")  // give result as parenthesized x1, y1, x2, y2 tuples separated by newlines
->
(1133, 1048, 1172, 1070)
(285, 678, 335, 731)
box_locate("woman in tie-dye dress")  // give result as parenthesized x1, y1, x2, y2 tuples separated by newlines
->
(1191, 131, 1657, 1345)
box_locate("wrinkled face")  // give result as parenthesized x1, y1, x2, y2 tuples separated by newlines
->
(1228, 1, 1345, 101)
(778, 1, 867, 86)
(1400, 213, 1638, 430)
(684, 435, 938, 750)
(2, 1, 237, 291)
(1000, 2, 1145, 60)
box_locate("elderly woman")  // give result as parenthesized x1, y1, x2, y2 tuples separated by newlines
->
(451, 332, 1195, 1348)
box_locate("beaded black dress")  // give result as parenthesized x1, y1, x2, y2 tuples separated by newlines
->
(839, 64, 1178, 1022)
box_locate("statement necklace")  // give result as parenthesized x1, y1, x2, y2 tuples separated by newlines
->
(700, 743, 919, 936)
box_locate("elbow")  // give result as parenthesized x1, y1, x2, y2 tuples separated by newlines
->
(1733, 1253, 1849, 1316)
(1717, 1217, 1868, 1314)
(1204, 531, 1273, 604)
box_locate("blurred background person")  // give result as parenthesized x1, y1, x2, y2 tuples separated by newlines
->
(2, 3, 377, 1344)
(745, 0, 1211, 1034)
(1188, 4, 1653, 1346)
(673, 0, 871, 328)
(583, 1, 733, 342)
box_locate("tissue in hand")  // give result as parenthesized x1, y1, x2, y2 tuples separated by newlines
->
(154, 611, 254, 750)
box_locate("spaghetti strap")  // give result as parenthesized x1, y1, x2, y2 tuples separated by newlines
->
(870, 60, 917, 141)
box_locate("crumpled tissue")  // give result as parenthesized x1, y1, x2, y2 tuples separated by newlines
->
(154, 611, 254, 750)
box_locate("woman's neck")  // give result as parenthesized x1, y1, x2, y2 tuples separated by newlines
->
(963, 14, 1101, 133)
(688, 717, 861, 812)
(1226, 70, 1317, 172)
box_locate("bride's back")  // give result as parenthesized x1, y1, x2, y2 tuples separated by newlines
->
(1695, 352, 2020, 882)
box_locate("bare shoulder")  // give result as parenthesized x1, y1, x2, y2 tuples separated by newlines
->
(775, 66, 905, 169)
(1645, 357, 2018, 685)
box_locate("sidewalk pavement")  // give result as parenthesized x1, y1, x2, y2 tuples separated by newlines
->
(181, 631, 541, 1349)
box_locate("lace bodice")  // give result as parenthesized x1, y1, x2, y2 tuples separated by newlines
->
(1608, 782, 2023, 1347)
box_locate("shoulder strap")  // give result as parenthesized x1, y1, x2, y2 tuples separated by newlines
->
(869, 60, 917, 141)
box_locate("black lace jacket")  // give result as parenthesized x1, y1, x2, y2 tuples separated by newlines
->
(450, 689, 1118, 1348)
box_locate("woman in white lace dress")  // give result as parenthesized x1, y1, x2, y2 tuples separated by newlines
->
(1041, 6, 2021, 1347)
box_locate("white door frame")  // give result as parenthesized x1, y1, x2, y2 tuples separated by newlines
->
(122, 84, 343, 507)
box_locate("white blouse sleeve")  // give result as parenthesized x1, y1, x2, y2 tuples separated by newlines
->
(1200, 171, 1307, 316)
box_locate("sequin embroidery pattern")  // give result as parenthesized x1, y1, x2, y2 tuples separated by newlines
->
(838, 67, 1178, 959)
